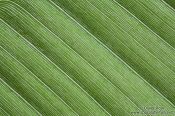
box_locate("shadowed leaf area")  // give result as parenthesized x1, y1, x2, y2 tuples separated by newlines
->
(0, 0, 175, 115)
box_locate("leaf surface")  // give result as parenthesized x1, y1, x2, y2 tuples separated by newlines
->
(1, 0, 175, 115)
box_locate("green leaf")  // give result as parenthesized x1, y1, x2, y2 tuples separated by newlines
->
(0, 0, 175, 115)
(164, 0, 175, 9)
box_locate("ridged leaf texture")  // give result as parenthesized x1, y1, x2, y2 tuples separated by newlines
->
(0, 0, 175, 115)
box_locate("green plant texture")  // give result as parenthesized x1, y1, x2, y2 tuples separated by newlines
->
(1, 0, 175, 115)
